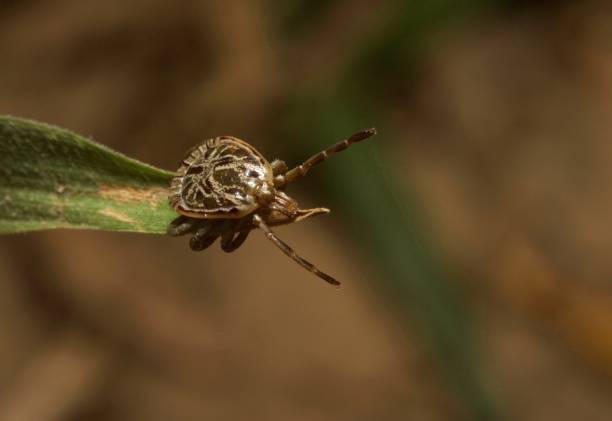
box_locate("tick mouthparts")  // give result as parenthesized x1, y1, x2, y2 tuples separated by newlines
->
(294, 207, 331, 222)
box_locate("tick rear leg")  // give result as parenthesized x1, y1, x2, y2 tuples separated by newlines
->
(189, 221, 219, 251)
(221, 229, 251, 252)
(167, 215, 197, 236)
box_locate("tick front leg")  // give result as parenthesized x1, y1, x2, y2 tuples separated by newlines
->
(270, 159, 289, 188)
(275, 128, 377, 187)
(252, 214, 340, 286)
(270, 159, 288, 175)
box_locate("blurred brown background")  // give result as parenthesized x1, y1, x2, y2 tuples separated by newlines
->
(1, 1, 612, 420)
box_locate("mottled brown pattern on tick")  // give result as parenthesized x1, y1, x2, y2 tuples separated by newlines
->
(167, 129, 377, 286)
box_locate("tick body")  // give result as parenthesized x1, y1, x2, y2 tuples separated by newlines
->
(167, 128, 377, 286)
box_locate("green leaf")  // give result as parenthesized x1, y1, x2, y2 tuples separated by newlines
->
(0, 116, 176, 234)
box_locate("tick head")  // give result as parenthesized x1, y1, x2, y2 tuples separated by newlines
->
(258, 190, 330, 226)
(247, 177, 275, 205)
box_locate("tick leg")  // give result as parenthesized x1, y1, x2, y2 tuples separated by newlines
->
(189, 222, 218, 251)
(275, 128, 377, 187)
(271, 159, 289, 189)
(252, 214, 340, 286)
(270, 159, 288, 175)
(220, 229, 251, 253)
(167, 215, 196, 236)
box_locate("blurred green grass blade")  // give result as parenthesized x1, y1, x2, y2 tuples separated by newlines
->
(276, 1, 507, 418)
(275, 0, 336, 36)
(0, 116, 176, 234)
(281, 104, 500, 419)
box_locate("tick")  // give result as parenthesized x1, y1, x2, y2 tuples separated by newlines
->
(167, 128, 377, 286)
